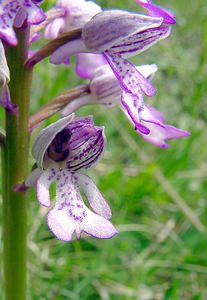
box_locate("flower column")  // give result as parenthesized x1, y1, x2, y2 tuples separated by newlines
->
(2, 25, 32, 300)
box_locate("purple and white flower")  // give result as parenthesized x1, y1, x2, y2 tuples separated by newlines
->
(50, 10, 171, 98)
(62, 64, 157, 113)
(0, 0, 46, 45)
(62, 64, 189, 148)
(26, 114, 117, 241)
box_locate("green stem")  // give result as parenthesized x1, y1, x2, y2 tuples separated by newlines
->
(2, 26, 32, 300)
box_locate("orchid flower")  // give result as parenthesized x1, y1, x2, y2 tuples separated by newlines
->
(62, 64, 158, 113)
(62, 64, 189, 148)
(0, 0, 46, 45)
(135, 0, 176, 24)
(26, 114, 117, 241)
(44, 0, 105, 77)
(50, 10, 171, 98)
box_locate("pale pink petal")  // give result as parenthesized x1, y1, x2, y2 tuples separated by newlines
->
(44, 17, 65, 40)
(75, 53, 107, 79)
(140, 105, 190, 148)
(144, 103, 164, 122)
(37, 168, 57, 207)
(50, 39, 89, 65)
(137, 64, 158, 80)
(47, 209, 76, 242)
(81, 207, 118, 239)
(142, 122, 190, 148)
(77, 173, 112, 219)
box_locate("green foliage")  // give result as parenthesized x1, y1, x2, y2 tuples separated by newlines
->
(1, 0, 207, 299)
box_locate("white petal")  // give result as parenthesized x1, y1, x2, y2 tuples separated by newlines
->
(37, 169, 57, 207)
(47, 209, 76, 242)
(77, 173, 112, 219)
(50, 39, 90, 65)
(44, 17, 65, 40)
(137, 64, 158, 80)
(80, 207, 118, 239)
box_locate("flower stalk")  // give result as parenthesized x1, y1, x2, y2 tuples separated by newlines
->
(26, 28, 82, 67)
(29, 84, 89, 131)
(2, 25, 32, 300)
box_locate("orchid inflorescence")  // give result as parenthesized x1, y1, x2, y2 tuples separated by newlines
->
(0, 0, 189, 242)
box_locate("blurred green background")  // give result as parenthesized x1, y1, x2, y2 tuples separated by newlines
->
(1, 0, 207, 299)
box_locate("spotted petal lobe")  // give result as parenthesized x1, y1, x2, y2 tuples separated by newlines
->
(121, 90, 150, 134)
(104, 50, 156, 97)
(81, 207, 118, 239)
(77, 173, 112, 219)
(47, 208, 76, 242)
